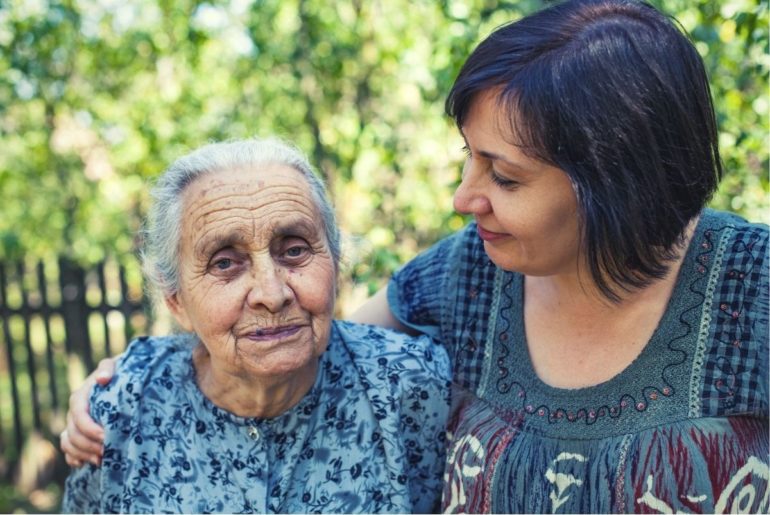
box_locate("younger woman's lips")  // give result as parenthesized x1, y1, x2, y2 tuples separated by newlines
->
(476, 225, 508, 242)
(244, 325, 303, 341)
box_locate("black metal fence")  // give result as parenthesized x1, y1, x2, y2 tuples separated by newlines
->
(0, 257, 150, 487)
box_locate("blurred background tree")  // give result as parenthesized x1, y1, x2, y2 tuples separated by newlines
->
(0, 1, 767, 509)
(1, 0, 767, 313)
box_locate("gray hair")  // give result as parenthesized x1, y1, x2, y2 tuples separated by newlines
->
(142, 137, 340, 298)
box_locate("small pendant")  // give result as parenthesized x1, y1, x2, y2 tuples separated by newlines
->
(248, 425, 260, 441)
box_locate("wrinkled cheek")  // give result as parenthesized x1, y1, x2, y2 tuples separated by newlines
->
(297, 269, 337, 317)
(196, 297, 242, 339)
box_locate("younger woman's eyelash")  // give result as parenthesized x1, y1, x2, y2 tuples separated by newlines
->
(490, 171, 519, 188)
(461, 144, 518, 188)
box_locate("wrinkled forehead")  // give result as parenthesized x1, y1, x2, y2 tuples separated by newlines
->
(184, 162, 309, 197)
(179, 163, 324, 242)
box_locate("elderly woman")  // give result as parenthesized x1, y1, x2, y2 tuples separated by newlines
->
(61, 137, 451, 513)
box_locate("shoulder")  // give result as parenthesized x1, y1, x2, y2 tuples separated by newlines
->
(113, 333, 195, 383)
(705, 208, 769, 307)
(90, 334, 196, 419)
(694, 209, 768, 417)
(388, 223, 499, 325)
(117, 333, 194, 366)
(454, 221, 488, 258)
(395, 223, 486, 277)
(703, 208, 768, 252)
(701, 209, 768, 308)
(697, 209, 768, 296)
(425, 222, 488, 266)
(330, 320, 452, 383)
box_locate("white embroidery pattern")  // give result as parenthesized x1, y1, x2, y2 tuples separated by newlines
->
(443, 433, 485, 514)
(714, 456, 770, 514)
(546, 452, 588, 513)
(636, 456, 769, 514)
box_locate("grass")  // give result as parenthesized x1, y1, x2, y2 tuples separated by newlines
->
(0, 482, 62, 514)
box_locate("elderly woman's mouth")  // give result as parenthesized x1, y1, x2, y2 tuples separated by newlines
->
(243, 325, 304, 341)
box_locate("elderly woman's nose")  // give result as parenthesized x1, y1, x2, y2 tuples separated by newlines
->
(245, 267, 294, 313)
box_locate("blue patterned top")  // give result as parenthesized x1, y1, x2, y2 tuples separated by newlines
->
(389, 208, 769, 513)
(62, 320, 451, 514)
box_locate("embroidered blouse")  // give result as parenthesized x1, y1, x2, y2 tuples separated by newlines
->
(62, 320, 451, 514)
(389, 208, 769, 513)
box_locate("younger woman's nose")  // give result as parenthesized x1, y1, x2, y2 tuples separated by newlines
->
(453, 162, 492, 215)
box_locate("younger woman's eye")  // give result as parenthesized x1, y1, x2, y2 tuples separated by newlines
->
(461, 145, 472, 157)
(491, 171, 519, 189)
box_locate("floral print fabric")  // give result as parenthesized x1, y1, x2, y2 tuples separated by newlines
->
(62, 320, 451, 514)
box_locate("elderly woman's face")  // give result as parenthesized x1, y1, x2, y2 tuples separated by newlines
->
(167, 164, 336, 380)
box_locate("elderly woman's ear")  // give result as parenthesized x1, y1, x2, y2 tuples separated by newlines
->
(165, 293, 193, 332)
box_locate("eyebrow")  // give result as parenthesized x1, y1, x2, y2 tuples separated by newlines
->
(473, 147, 530, 174)
(192, 217, 322, 257)
(193, 232, 248, 257)
(477, 149, 520, 166)
(460, 131, 526, 170)
(272, 218, 319, 237)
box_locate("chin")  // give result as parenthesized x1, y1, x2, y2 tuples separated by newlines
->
(245, 348, 322, 377)
(484, 243, 519, 272)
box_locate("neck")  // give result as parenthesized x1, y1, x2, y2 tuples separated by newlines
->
(529, 217, 699, 314)
(192, 345, 318, 419)
(521, 217, 700, 388)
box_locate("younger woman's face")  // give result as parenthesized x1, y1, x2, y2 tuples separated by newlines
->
(453, 90, 582, 277)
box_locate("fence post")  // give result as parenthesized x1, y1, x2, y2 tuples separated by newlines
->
(57, 258, 94, 371)
(17, 262, 42, 431)
(0, 263, 23, 457)
(38, 262, 60, 412)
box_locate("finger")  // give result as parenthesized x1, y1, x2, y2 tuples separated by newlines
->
(70, 413, 105, 444)
(66, 415, 104, 457)
(93, 357, 117, 386)
(61, 430, 100, 466)
(69, 388, 105, 442)
(64, 455, 84, 468)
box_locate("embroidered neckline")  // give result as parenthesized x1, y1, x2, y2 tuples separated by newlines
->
(482, 210, 725, 435)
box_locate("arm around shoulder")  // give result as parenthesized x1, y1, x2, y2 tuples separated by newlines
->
(348, 286, 416, 334)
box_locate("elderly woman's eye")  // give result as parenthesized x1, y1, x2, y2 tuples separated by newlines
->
(208, 250, 244, 275)
(278, 238, 313, 264)
(214, 258, 232, 270)
(286, 246, 306, 257)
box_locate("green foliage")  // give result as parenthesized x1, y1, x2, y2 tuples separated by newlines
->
(1, 0, 767, 314)
(651, 0, 768, 222)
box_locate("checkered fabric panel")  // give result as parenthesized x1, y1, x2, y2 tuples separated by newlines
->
(701, 223, 769, 416)
(389, 230, 456, 339)
(390, 224, 501, 392)
(444, 224, 500, 391)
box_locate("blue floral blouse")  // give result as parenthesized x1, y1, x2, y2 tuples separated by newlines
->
(389, 208, 769, 513)
(62, 320, 451, 514)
